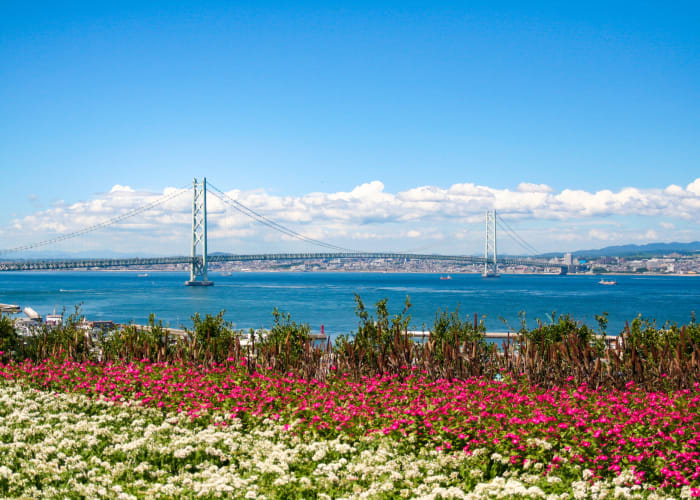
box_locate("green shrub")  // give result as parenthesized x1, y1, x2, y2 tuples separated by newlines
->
(350, 294, 411, 352)
(430, 308, 486, 361)
(520, 311, 603, 354)
(0, 316, 18, 359)
(189, 311, 231, 343)
(259, 308, 311, 368)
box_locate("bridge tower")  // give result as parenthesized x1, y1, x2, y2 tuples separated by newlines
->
(483, 210, 499, 277)
(185, 178, 213, 286)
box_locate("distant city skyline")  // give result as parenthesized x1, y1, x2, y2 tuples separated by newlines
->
(1, 2, 698, 254)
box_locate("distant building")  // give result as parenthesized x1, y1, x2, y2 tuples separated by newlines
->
(563, 253, 573, 266)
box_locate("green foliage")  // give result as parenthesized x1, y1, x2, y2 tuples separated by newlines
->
(332, 295, 414, 376)
(0, 316, 18, 359)
(185, 311, 245, 364)
(521, 312, 596, 349)
(259, 308, 312, 368)
(102, 324, 146, 361)
(626, 316, 663, 350)
(350, 294, 412, 352)
(5, 300, 700, 391)
(189, 311, 231, 344)
(595, 312, 609, 335)
(32, 305, 93, 361)
(430, 308, 486, 361)
(624, 313, 700, 358)
(102, 314, 173, 362)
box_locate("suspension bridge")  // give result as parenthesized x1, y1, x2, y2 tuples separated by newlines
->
(0, 178, 566, 282)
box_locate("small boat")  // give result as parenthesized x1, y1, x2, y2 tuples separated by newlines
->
(45, 314, 63, 327)
(440, 275, 452, 280)
(598, 279, 617, 285)
(137, 273, 149, 278)
(0, 303, 20, 315)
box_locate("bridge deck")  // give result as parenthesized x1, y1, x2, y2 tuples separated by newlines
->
(0, 253, 565, 272)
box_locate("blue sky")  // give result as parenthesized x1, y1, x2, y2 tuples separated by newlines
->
(1, 2, 699, 256)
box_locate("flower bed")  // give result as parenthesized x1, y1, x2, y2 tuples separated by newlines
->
(1, 359, 699, 498)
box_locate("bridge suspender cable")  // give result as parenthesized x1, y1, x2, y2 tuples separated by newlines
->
(207, 183, 358, 253)
(496, 214, 540, 256)
(0, 186, 190, 256)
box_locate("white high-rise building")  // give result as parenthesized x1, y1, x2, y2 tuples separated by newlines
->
(563, 253, 573, 266)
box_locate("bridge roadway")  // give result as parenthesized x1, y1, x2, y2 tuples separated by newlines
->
(0, 253, 566, 272)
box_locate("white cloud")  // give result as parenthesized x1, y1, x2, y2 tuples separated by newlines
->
(109, 184, 135, 193)
(642, 229, 658, 241)
(687, 179, 700, 196)
(3, 178, 700, 255)
(665, 184, 685, 196)
(516, 182, 553, 193)
(588, 229, 615, 241)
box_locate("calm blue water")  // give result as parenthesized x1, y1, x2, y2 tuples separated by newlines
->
(0, 272, 698, 337)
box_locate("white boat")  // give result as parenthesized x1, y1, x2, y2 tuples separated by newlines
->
(45, 314, 63, 327)
(598, 279, 617, 285)
(0, 303, 21, 315)
(23, 307, 41, 320)
(137, 273, 149, 278)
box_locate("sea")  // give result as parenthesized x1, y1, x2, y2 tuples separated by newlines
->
(1, 271, 698, 338)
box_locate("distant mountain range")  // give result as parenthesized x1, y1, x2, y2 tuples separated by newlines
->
(541, 241, 700, 259)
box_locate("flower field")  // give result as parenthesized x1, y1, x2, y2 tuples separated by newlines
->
(1, 359, 699, 498)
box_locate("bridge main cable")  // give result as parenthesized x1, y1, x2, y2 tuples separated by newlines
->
(207, 182, 358, 253)
(0, 185, 190, 256)
(496, 214, 540, 256)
